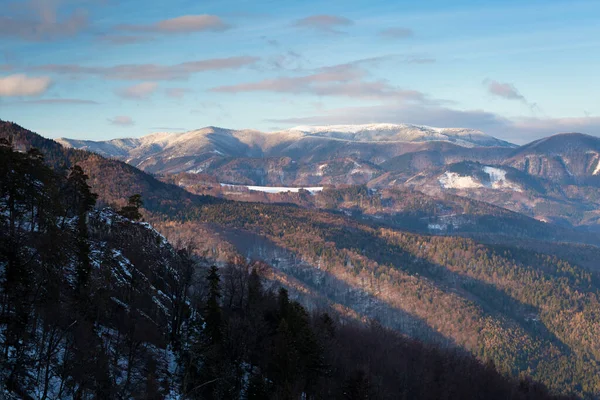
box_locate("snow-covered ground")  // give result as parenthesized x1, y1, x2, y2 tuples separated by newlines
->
(438, 166, 522, 192)
(285, 123, 514, 147)
(438, 172, 483, 189)
(220, 183, 323, 194)
(482, 166, 523, 191)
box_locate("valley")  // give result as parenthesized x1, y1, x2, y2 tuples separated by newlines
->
(3, 119, 600, 397)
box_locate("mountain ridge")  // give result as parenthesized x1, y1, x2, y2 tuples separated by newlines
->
(53, 124, 600, 231)
(56, 122, 516, 155)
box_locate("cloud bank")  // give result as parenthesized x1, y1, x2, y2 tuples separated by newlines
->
(0, 74, 52, 96)
(32, 56, 259, 80)
(117, 14, 230, 34)
(116, 82, 158, 99)
(267, 104, 599, 144)
(211, 63, 430, 103)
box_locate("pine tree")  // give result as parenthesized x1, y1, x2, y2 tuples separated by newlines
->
(190, 266, 225, 400)
(67, 165, 97, 295)
(119, 194, 143, 221)
(247, 267, 262, 310)
(277, 287, 289, 320)
(204, 266, 222, 346)
(0, 143, 33, 390)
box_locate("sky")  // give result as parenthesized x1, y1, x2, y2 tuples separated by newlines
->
(0, 0, 599, 144)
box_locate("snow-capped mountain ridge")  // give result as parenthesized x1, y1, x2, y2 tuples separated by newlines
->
(59, 123, 515, 150)
(289, 123, 476, 134)
(284, 123, 515, 147)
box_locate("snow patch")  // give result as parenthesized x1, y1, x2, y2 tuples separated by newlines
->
(483, 166, 522, 191)
(220, 183, 323, 194)
(316, 164, 328, 176)
(350, 160, 364, 175)
(439, 172, 483, 189)
(428, 224, 445, 231)
(439, 166, 522, 192)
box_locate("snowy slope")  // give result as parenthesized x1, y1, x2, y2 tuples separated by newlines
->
(286, 123, 516, 148)
(56, 123, 515, 177)
(57, 123, 514, 159)
(438, 165, 523, 192)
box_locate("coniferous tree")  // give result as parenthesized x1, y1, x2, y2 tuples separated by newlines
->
(247, 267, 262, 310)
(191, 266, 225, 399)
(119, 194, 143, 221)
(0, 142, 32, 391)
(67, 165, 97, 295)
(205, 266, 222, 346)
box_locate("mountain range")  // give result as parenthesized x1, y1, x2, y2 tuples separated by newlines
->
(58, 123, 600, 231)
(3, 119, 600, 398)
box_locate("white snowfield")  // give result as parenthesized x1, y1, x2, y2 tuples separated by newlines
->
(483, 166, 523, 191)
(438, 166, 522, 192)
(438, 172, 483, 189)
(286, 123, 514, 148)
(220, 183, 323, 194)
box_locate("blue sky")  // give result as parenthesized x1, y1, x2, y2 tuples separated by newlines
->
(0, 0, 599, 143)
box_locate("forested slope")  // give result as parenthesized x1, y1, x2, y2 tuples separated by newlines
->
(167, 201, 600, 396)
(2, 120, 598, 398)
(0, 129, 573, 399)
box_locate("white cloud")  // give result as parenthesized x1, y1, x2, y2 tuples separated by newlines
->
(33, 56, 259, 80)
(4, 98, 98, 105)
(210, 64, 430, 103)
(116, 82, 158, 99)
(485, 79, 525, 101)
(108, 115, 134, 126)
(0, 74, 52, 96)
(117, 14, 230, 34)
(98, 35, 153, 45)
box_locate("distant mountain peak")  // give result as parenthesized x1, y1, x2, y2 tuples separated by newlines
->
(511, 132, 600, 156)
(282, 123, 516, 148)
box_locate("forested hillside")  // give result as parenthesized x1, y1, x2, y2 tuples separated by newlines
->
(2, 120, 599, 398)
(157, 200, 600, 397)
(0, 128, 575, 399)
